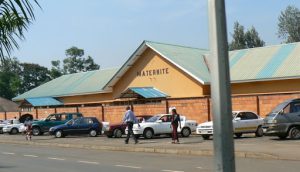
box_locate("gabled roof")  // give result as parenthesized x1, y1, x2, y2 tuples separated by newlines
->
(104, 40, 300, 89)
(0, 97, 19, 112)
(103, 41, 210, 90)
(229, 42, 300, 83)
(13, 68, 119, 101)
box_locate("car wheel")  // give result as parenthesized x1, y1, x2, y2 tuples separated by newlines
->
(10, 128, 18, 135)
(289, 127, 300, 139)
(32, 127, 41, 136)
(143, 128, 154, 139)
(113, 129, 123, 138)
(255, 126, 264, 137)
(181, 127, 191, 137)
(235, 133, 243, 138)
(202, 135, 210, 140)
(55, 130, 63, 138)
(89, 129, 97, 137)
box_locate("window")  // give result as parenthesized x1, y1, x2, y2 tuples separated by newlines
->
(290, 103, 300, 113)
(48, 114, 62, 121)
(244, 112, 258, 120)
(83, 118, 93, 124)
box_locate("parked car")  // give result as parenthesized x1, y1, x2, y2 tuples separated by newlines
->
(32, 112, 83, 136)
(264, 99, 300, 139)
(126, 114, 197, 139)
(104, 115, 152, 138)
(0, 120, 9, 134)
(196, 111, 264, 140)
(49, 117, 102, 138)
(2, 119, 26, 134)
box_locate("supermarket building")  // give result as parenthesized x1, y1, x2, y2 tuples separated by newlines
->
(6, 41, 300, 123)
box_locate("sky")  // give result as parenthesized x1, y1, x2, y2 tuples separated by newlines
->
(10, 0, 300, 69)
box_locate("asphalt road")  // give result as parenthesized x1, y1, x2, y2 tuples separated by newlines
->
(0, 144, 300, 172)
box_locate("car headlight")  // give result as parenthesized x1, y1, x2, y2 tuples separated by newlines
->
(267, 120, 277, 124)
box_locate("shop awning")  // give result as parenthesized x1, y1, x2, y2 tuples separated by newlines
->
(120, 87, 169, 99)
(25, 97, 63, 107)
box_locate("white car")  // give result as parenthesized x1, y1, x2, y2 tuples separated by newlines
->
(196, 111, 264, 140)
(127, 114, 197, 139)
(0, 120, 9, 134)
(2, 119, 25, 134)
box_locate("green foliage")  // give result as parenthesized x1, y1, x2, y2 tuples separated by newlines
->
(0, 57, 51, 99)
(229, 22, 265, 51)
(19, 62, 51, 93)
(278, 5, 300, 43)
(51, 46, 100, 78)
(0, 0, 40, 61)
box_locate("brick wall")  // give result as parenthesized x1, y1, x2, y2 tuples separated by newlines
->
(133, 102, 166, 116)
(103, 105, 127, 123)
(78, 106, 102, 121)
(168, 98, 210, 123)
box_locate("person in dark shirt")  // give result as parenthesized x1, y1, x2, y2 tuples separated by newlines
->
(171, 108, 181, 144)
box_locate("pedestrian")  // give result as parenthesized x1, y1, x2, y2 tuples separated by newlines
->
(123, 106, 138, 144)
(170, 107, 181, 144)
(24, 117, 32, 141)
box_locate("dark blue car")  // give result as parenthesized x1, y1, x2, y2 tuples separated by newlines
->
(49, 117, 102, 138)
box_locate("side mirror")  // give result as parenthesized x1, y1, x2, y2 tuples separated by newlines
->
(235, 117, 241, 121)
(157, 120, 162, 123)
(279, 109, 284, 115)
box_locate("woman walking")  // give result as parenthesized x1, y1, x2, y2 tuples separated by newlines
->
(171, 108, 181, 144)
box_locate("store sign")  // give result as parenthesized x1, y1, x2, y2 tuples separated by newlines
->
(137, 68, 169, 77)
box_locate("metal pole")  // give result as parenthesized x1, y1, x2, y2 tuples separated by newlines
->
(208, 0, 235, 172)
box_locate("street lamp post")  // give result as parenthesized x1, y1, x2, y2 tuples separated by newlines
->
(208, 0, 236, 172)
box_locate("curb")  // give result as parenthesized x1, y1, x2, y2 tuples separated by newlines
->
(0, 140, 283, 161)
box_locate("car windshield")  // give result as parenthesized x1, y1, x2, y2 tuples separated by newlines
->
(146, 115, 160, 122)
(271, 102, 289, 113)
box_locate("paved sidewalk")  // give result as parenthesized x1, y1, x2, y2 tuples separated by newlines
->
(0, 134, 300, 161)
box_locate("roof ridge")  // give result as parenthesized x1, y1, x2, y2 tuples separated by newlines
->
(144, 40, 208, 51)
(229, 41, 300, 52)
(60, 67, 119, 77)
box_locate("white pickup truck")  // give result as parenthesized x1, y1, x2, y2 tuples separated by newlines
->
(128, 114, 197, 139)
(2, 119, 26, 134)
(196, 111, 264, 140)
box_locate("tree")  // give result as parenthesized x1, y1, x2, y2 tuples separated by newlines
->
(51, 46, 100, 77)
(278, 5, 300, 43)
(19, 63, 51, 93)
(229, 22, 246, 50)
(229, 22, 265, 50)
(0, 57, 21, 99)
(0, 0, 40, 62)
(49, 60, 62, 79)
(0, 70, 20, 99)
(245, 26, 265, 48)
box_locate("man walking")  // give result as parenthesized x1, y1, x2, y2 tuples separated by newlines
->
(123, 106, 138, 144)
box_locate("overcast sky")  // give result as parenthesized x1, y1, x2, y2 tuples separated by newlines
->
(10, 0, 300, 69)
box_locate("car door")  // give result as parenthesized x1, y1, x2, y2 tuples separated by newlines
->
(243, 112, 260, 132)
(159, 115, 172, 134)
(78, 118, 93, 134)
(286, 102, 300, 122)
(233, 112, 252, 133)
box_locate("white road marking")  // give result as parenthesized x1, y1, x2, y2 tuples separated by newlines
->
(2, 152, 15, 155)
(115, 164, 141, 169)
(162, 170, 184, 172)
(77, 161, 99, 165)
(23, 154, 38, 158)
(196, 167, 203, 169)
(48, 157, 65, 161)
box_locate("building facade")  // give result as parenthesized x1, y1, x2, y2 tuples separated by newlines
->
(10, 41, 300, 123)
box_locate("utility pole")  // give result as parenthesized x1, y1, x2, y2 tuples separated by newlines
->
(208, 0, 236, 172)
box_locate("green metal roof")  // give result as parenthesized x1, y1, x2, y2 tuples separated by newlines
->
(13, 68, 119, 101)
(229, 42, 300, 82)
(145, 41, 210, 84)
